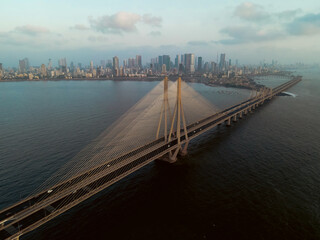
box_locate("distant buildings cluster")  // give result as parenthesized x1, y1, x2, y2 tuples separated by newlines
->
(0, 53, 315, 81)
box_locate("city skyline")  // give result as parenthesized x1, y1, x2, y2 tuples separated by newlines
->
(0, 0, 320, 67)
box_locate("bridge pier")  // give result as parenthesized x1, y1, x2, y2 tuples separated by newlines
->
(226, 117, 231, 126)
(233, 115, 237, 122)
(179, 141, 189, 156)
(159, 150, 178, 163)
(239, 112, 243, 119)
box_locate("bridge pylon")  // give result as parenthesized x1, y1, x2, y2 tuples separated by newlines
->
(168, 77, 189, 160)
(156, 76, 171, 141)
(158, 77, 189, 163)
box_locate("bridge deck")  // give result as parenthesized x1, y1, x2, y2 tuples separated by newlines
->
(0, 77, 301, 240)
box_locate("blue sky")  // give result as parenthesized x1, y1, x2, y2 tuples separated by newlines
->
(1, 0, 320, 67)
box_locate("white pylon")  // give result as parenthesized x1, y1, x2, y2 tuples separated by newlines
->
(156, 77, 171, 141)
(167, 77, 189, 160)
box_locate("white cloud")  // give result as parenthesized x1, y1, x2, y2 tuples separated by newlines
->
(71, 24, 90, 31)
(89, 12, 141, 34)
(88, 36, 108, 42)
(287, 13, 320, 35)
(234, 2, 269, 21)
(15, 25, 50, 35)
(142, 14, 162, 27)
(218, 26, 284, 44)
(148, 31, 161, 36)
(88, 12, 162, 34)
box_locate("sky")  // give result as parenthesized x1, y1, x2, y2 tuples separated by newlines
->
(1, 0, 320, 67)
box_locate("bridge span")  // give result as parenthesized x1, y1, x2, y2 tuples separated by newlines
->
(0, 76, 301, 240)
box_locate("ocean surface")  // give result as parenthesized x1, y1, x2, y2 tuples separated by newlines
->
(0, 69, 319, 240)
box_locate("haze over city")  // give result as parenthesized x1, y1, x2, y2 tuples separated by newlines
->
(1, 0, 320, 67)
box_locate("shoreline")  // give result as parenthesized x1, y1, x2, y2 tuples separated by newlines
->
(0, 74, 300, 91)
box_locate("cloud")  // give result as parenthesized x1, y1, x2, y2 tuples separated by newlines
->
(88, 12, 162, 34)
(218, 26, 284, 44)
(234, 2, 269, 21)
(71, 24, 90, 31)
(148, 31, 161, 36)
(187, 41, 209, 46)
(15, 25, 50, 35)
(142, 14, 162, 27)
(277, 9, 302, 20)
(88, 36, 108, 42)
(287, 13, 320, 35)
(89, 12, 141, 34)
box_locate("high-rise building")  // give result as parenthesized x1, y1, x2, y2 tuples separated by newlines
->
(198, 57, 202, 72)
(158, 56, 163, 71)
(100, 60, 106, 68)
(70, 62, 74, 72)
(210, 62, 217, 72)
(181, 54, 185, 65)
(90, 61, 94, 71)
(59, 58, 67, 73)
(0, 63, 2, 71)
(19, 59, 26, 73)
(204, 62, 209, 72)
(20, 58, 29, 71)
(163, 55, 170, 71)
(48, 59, 52, 70)
(113, 56, 119, 75)
(162, 64, 166, 74)
(136, 55, 142, 68)
(40, 64, 47, 77)
(229, 59, 232, 67)
(219, 53, 226, 71)
(184, 53, 195, 73)
(175, 55, 180, 68)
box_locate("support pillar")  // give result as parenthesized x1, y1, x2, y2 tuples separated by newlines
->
(226, 117, 231, 126)
(239, 111, 243, 119)
(233, 114, 237, 122)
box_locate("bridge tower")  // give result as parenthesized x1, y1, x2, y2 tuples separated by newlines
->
(158, 77, 189, 162)
(156, 76, 171, 141)
(168, 77, 189, 160)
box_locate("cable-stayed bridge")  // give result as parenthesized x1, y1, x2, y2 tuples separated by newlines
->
(0, 76, 301, 240)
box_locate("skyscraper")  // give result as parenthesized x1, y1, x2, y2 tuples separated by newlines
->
(0, 63, 2, 71)
(113, 56, 119, 76)
(162, 64, 166, 74)
(19, 59, 26, 73)
(136, 55, 142, 68)
(184, 53, 195, 74)
(162, 55, 170, 71)
(181, 54, 184, 66)
(175, 55, 180, 68)
(40, 64, 47, 77)
(59, 58, 67, 73)
(219, 53, 226, 71)
(198, 57, 202, 72)
(90, 61, 94, 71)
(158, 56, 163, 71)
(48, 59, 52, 70)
